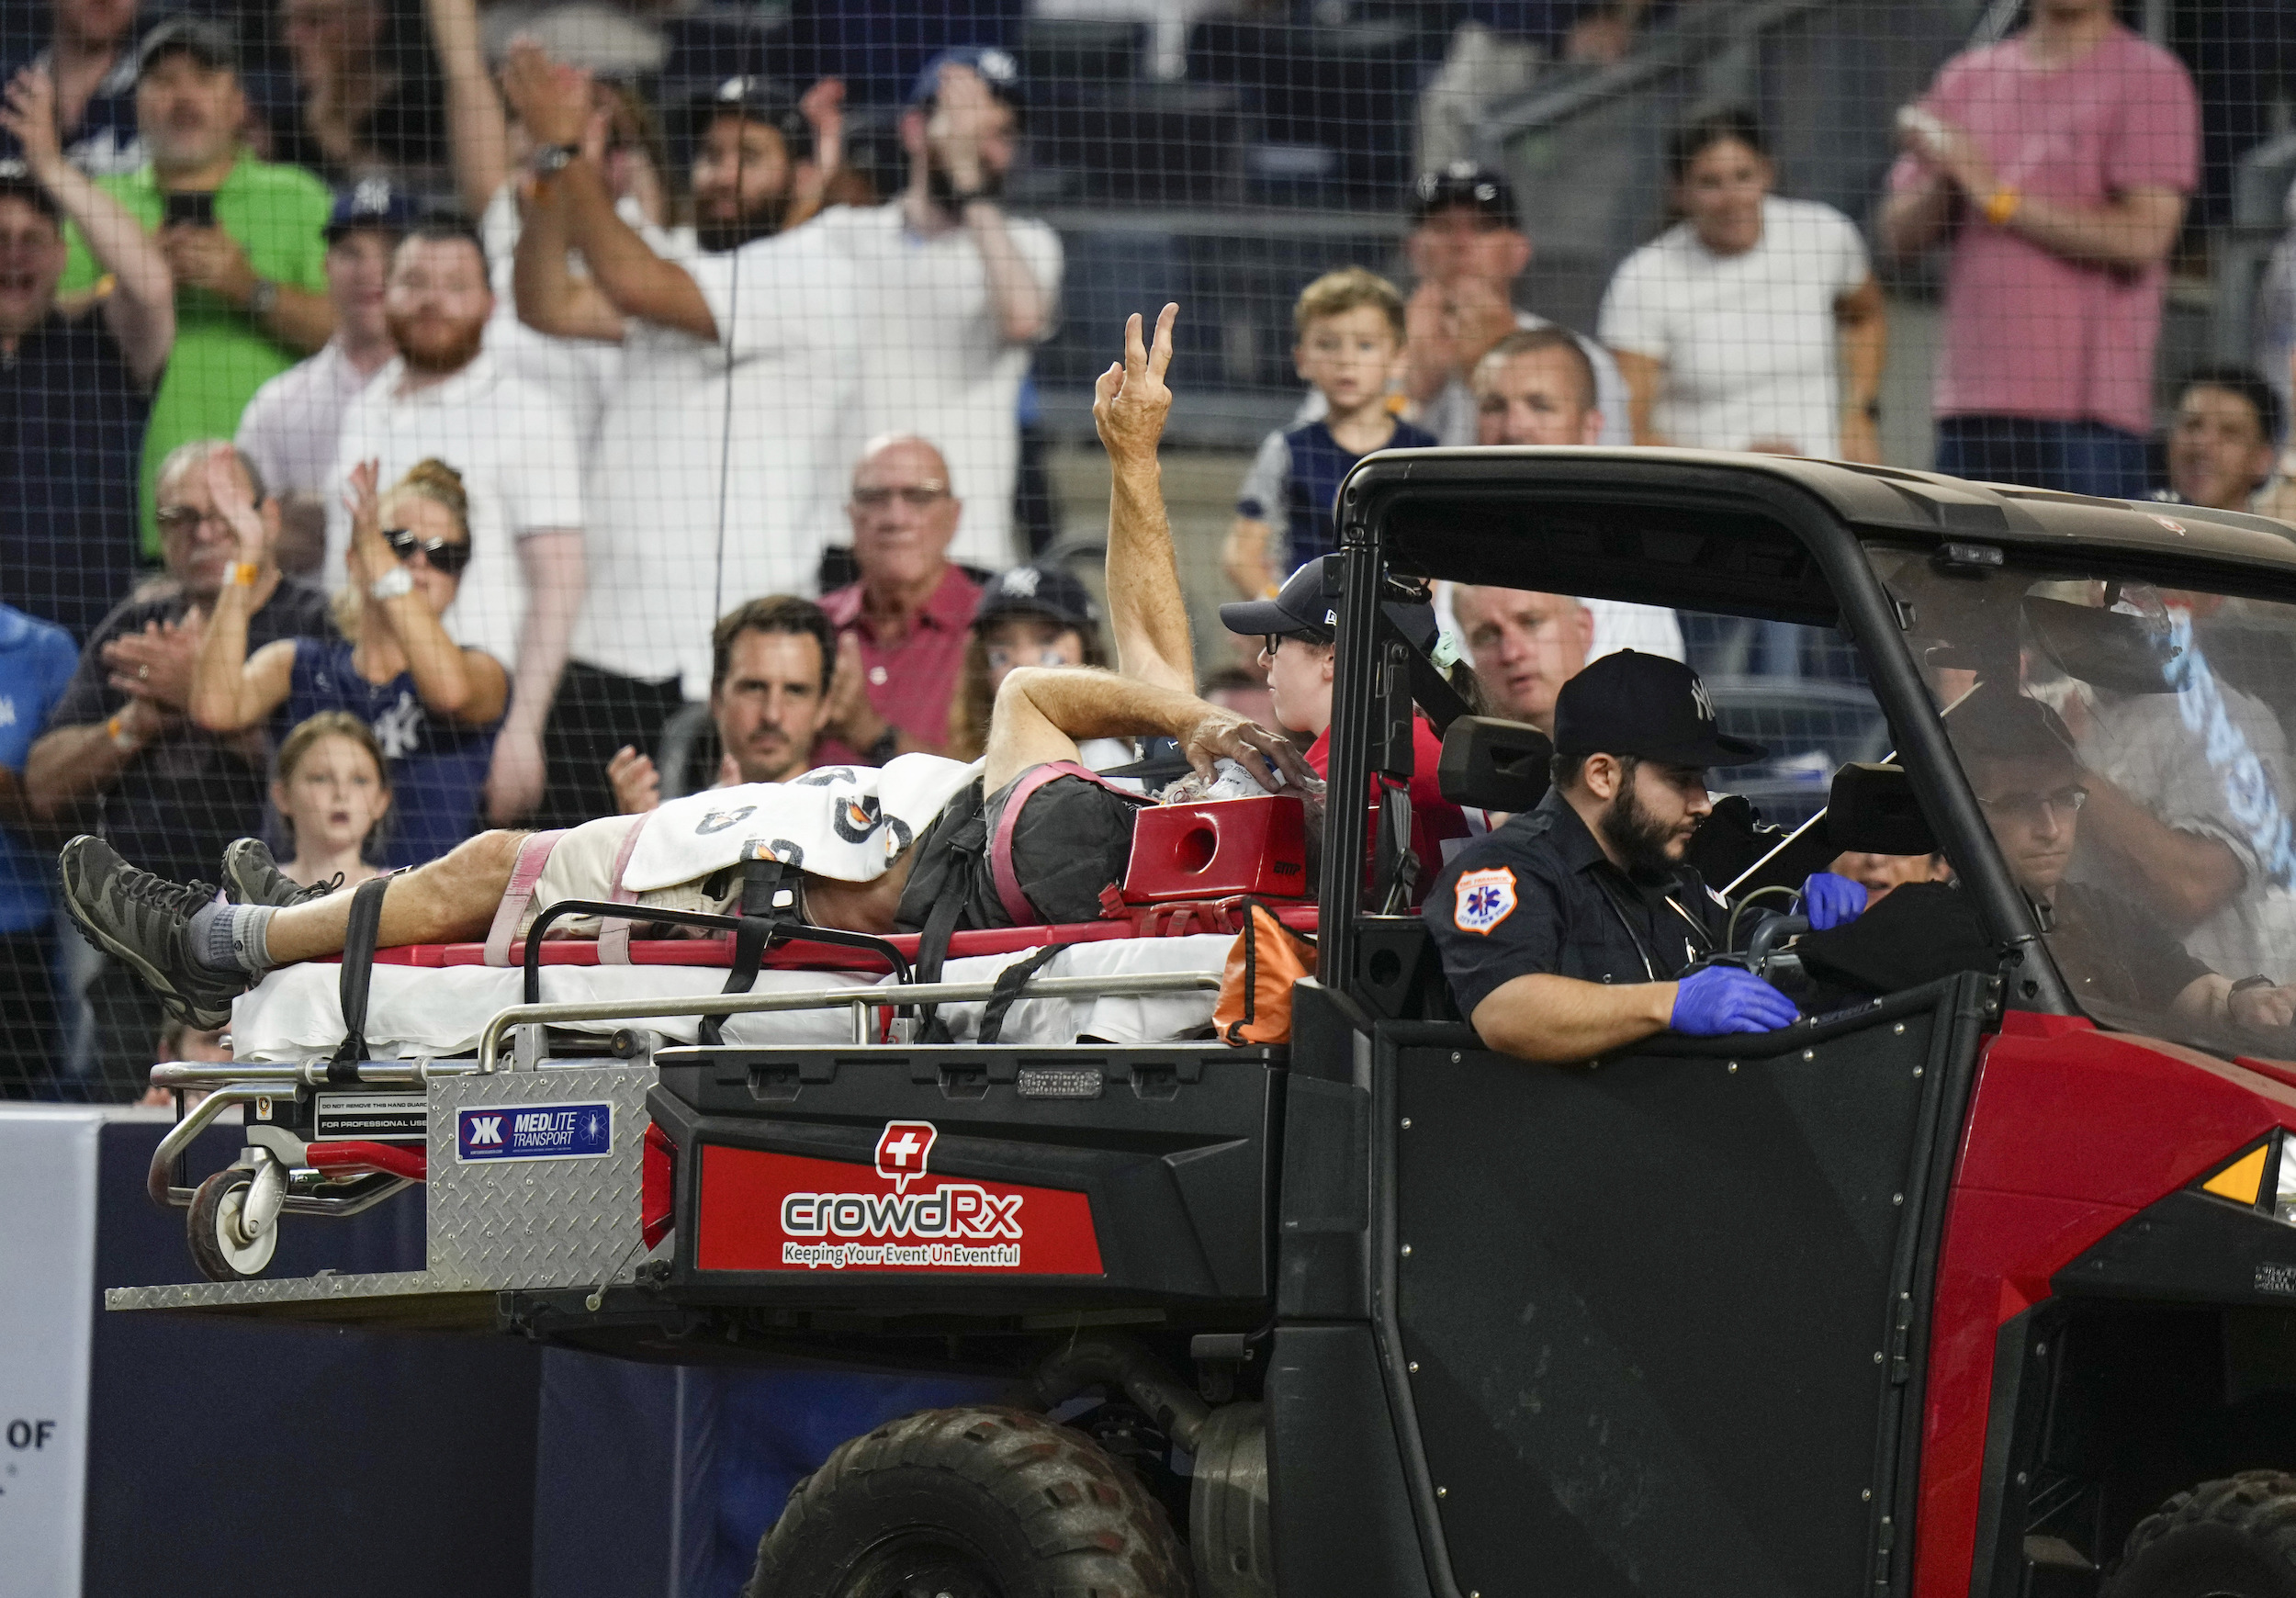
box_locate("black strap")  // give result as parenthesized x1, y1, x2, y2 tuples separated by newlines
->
(977, 942, 1074, 1045)
(702, 845, 794, 1047)
(328, 874, 391, 1081)
(914, 810, 989, 1045)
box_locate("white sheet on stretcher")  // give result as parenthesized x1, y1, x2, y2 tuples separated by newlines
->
(227, 935, 1236, 1062)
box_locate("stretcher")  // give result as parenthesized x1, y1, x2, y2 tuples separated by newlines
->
(142, 794, 1321, 1283)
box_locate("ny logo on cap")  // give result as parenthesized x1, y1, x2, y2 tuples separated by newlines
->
(1689, 677, 1716, 723)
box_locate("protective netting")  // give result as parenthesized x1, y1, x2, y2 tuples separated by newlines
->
(0, 0, 2282, 1095)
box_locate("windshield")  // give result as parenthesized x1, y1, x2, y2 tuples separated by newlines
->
(1866, 542, 2296, 1053)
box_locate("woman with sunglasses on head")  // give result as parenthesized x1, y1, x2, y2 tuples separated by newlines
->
(190, 456, 509, 867)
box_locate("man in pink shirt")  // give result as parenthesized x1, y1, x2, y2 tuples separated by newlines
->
(1880, 0, 2197, 500)
(816, 433, 983, 766)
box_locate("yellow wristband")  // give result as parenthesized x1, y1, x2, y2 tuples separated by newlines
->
(107, 714, 135, 751)
(230, 561, 259, 587)
(1981, 186, 2021, 227)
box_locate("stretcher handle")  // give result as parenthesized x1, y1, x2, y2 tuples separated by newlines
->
(515, 898, 911, 1005)
(475, 969, 1221, 1072)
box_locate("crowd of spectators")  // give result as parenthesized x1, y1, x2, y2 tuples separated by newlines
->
(0, 0, 2285, 1097)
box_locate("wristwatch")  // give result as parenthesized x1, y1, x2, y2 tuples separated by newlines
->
(948, 187, 991, 209)
(2231, 975, 2277, 994)
(246, 277, 279, 320)
(866, 727, 901, 765)
(370, 567, 415, 602)
(532, 143, 582, 178)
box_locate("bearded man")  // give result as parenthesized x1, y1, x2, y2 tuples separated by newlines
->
(507, 50, 861, 826)
(324, 221, 587, 826)
(1424, 649, 1872, 1063)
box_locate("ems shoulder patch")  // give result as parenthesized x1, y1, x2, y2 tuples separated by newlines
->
(1453, 866, 1517, 935)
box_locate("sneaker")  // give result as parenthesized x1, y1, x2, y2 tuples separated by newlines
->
(220, 837, 337, 908)
(59, 836, 245, 1030)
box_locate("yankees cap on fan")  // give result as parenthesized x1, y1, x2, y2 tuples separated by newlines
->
(691, 75, 813, 160)
(974, 562, 1099, 636)
(1409, 161, 1520, 231)
(1552, 650, 1766, 768)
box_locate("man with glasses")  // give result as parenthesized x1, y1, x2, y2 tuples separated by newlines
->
(815, 435, 981, 767)
(24, 438, 328, 1091)
(1953, 686, 2294, 1030)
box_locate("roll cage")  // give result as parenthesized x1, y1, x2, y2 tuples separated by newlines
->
(1315, 445, 2296, 1030)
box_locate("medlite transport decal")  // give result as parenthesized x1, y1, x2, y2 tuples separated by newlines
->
(456, 1102, 613, 1162)
(695, 1131, 1103, 1276)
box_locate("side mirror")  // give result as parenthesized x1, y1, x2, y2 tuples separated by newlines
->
(1827, 762, 1936, 856)
(1438, 716, 1553, 813)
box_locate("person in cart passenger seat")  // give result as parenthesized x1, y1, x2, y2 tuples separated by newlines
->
(55, 305, 1315, 1030)
(1424, 649, 1874, 1063)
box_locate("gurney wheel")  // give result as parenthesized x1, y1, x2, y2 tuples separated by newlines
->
(187, 1166, 278, 1281)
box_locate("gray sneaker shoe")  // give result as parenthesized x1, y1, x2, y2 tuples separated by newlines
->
(220, 837, 337, 908)
(59, 836, 245, 1030)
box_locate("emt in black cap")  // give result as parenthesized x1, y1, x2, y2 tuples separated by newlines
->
(1425, 649, 1870, 1061)
(1221, 557, 1473, 898)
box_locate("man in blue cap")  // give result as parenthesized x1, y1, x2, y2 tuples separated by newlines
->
(1425, 649, 1871, 1062)
(235, 176, 416, 573)
(814, 46, 1061, 571)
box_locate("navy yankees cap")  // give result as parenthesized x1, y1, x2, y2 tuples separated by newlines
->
(691, 75, 812, 161)
(1221, 559, 1336, 642)
(909, 46, 1023, 109)
(975, 562, 1099, 636)
(325, 177, 418, 242)
(1410, 161, 1520, 231)
(1552, 650, 1766, 768)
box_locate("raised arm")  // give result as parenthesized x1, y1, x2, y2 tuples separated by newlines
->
(510, 145, 624, 342)
(1895, 109, 2185, 271)
(1092, 304, 1193, 693)
(1, 68, 174, 384)
(426, 0, 511, 219)
(188, 450, 296, 731)
(344, 461, 510, 724)
(503, 42, 715, 340)
(930, 65, 1052, 342)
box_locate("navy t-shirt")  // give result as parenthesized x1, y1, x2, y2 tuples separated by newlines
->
(1235, 416, 1439, 570)
(286, 637, 504, 869)
(0, 308, 150, 640)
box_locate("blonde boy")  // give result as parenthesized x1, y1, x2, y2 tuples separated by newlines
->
(1223, 267, 1437, 599)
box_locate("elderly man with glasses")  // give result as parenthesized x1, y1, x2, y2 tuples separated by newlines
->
(24, 437, 329, 1093)
(814, 434, 983, 767)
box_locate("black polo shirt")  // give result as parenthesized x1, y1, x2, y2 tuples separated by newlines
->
(0, 307, 150, 640)
(1423, 788, 1730, 1021)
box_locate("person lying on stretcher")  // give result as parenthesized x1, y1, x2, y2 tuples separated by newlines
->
(60, 306, 1321, 1031)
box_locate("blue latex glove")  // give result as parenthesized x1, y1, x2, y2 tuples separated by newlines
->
(1800, 871, 1868, 931)
(1671, 964, 1800, 1035)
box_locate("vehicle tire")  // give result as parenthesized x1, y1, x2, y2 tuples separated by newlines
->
(743, 1405, 1193, 1598)
(187, 1166, 277, 1281)
(2106, 1470, 2296, 1598)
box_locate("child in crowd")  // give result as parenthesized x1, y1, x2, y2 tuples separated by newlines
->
(271, 712, 390, 891)
(1223, 267, 1437, 599)
(190, 453, 508, 868)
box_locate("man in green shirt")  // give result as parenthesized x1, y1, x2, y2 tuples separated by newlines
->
(61, 17, 333, 558)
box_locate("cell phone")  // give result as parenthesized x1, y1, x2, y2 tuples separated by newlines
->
(163, 190, 217, 229)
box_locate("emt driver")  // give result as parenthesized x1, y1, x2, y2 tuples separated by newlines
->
(1424, 649, 1868, 1060)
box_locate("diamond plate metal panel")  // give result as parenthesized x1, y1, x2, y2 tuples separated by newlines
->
(104, 1271, 494, 1330)
(427, 1065, 658, 1291)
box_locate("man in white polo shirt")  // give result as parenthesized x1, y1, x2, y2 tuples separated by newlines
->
(235, 176, 410, 573)
(507, 51, 859, 827)
(813, 47, 1061, 572)
(325, 221, 585, 825)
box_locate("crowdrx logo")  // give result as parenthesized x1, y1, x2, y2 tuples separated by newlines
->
(875, 1120, 937, 1193)
(779, 1119, 1024, 1268)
